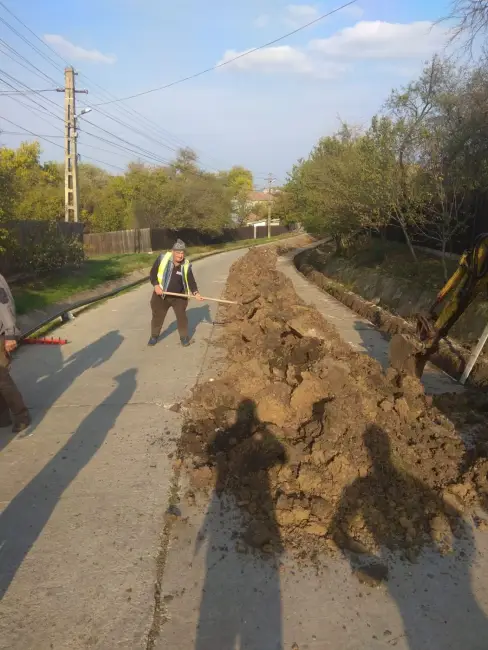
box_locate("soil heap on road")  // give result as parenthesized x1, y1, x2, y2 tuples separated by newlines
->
(179, 246, 488, 561)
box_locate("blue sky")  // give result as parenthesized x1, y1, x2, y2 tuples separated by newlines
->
(1, 0, 456, 186)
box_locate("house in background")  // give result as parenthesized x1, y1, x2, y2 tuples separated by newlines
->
(244, 190, 280, 236)
(247, 190, 275, 206)
(231, 188, 279, 228)
(245, 210, 280, 238)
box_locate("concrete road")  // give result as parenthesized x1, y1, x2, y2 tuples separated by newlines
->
(2, 245, 487, 650)
(155, 253, 488, 650)
(0, 248, 244, 650)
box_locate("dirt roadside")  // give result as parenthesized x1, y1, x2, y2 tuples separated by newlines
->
(176, 245, 488, 565)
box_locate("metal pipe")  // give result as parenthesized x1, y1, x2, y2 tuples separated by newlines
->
(460, 322, 488, 385)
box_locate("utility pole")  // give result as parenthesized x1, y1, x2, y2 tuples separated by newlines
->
(266, 172, 275, 239)
(57, 68, 88, 222)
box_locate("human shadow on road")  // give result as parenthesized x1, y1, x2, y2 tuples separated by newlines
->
(159, 304, 213, 343)
(193, 399, 286, 650)
(0, 367, 137, 600)
(13, 330, 124, 438)
(330, 424, 488, 649)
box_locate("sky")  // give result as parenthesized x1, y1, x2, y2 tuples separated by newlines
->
(0, 0, 458, 187)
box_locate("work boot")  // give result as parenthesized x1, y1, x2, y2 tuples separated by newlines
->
(12, 415, 31, 435)
(148, 337, 158, 347)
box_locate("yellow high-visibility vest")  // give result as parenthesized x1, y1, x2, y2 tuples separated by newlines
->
(156, 252, 191, 295)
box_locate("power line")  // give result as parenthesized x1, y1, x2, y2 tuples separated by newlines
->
(0, 131, 62, 136)
(0, 1, 224, 172)
(81, 118, 173, 166)
(77, 151, 126, 172)
(5, 95, 63, 130)
(92, 107, 180, 154)
(0, 89, 57, 94)
(0, 38, 61, 86)
(77, 81, 225, 171)
(0, 75, 64, 124)
(0, 10, 65, 77)
(0, 0, 229, 171)
(79, 128, 174, 165)
(0, 114, 66, 149)
(0, 3, 266, 177)
(0, 67, 63, 111)
(92, 0, 358, 106)
(0, 114, 126, 172)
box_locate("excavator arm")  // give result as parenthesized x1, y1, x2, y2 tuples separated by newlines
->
(389, 234, 488, 378)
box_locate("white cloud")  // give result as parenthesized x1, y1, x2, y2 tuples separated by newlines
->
(254, 14, 270, 29)
(43, 34, 117, 64)
(310, 21, 448, 59)
(218, 46, 345, 79)
(217, 20, 448, 80)
(284, 4, 319, 28)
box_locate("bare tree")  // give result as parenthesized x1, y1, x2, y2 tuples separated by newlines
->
(445, 1, 488, 52)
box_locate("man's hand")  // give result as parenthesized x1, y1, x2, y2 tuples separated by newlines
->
(4, 340, 17, 354)
(193, 292, 204, 302)
(154, 285, 163, 296)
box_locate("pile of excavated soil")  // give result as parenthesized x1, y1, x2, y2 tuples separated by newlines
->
(179, 247, 488, 560)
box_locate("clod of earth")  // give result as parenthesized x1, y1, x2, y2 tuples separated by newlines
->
(178, 246, 488, 562)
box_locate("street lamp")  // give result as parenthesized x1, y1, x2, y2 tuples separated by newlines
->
(74, 107, 92, 119)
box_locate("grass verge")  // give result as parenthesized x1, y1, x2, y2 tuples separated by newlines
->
(13, 233, 296, 315)
(327, 238, 458, 293)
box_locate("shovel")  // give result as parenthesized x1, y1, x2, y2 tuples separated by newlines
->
(159, 290, 239, 305)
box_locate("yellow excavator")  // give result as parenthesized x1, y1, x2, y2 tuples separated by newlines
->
(389, 233, 488, 379)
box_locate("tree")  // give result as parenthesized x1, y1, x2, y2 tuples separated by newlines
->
(383, 57, 456, 261)
(415, 126, 470, 278)
(221, 165, 254, 225)
(225, 165, 253, 193)
(446, 0, 488, 51)
(171, 147, 199, 175)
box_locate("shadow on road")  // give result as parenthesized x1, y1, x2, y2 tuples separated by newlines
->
(193, 399, 286, 650)
(352, 319, 390, 369)
(0, 367, 137, 600)
(14, 330, 124, 438)
(159, 304, 213, 343)
(330, 424, 488, 649)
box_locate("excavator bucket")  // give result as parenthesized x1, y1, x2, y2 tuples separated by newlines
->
(388, 333, 430, 379)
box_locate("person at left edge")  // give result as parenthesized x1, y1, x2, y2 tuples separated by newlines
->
(148, 239, 203, 347)
(0, 273, 31, 434)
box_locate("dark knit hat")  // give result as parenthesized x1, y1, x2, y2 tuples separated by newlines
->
(172, 239, 186, 251)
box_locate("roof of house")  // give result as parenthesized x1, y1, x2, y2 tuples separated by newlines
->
(246, 212, 261, 223)
(248, 190, 274, 202)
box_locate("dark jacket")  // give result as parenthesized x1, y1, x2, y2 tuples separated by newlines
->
(149, 253, 198, 294)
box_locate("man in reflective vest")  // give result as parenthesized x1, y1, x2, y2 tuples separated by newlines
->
(148, 239, 203, 347)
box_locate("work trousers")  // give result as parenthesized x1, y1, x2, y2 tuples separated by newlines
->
(0, 340, 29, 427)
(150, 293, 188, 339)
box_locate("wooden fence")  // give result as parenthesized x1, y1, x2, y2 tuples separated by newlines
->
(84, 228, 151, 256)
(84, 225, 292, 256)
(0, 221, 84, 277)
(0, 220, 84, 246)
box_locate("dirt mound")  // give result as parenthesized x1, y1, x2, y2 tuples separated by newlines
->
(179, 246, 487, 560)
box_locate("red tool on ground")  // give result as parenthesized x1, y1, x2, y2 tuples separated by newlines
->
(23, 337, 69, 345)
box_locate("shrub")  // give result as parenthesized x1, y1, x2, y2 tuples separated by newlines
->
(14, 222, 85, 274)
(0, 228, 19, 257)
